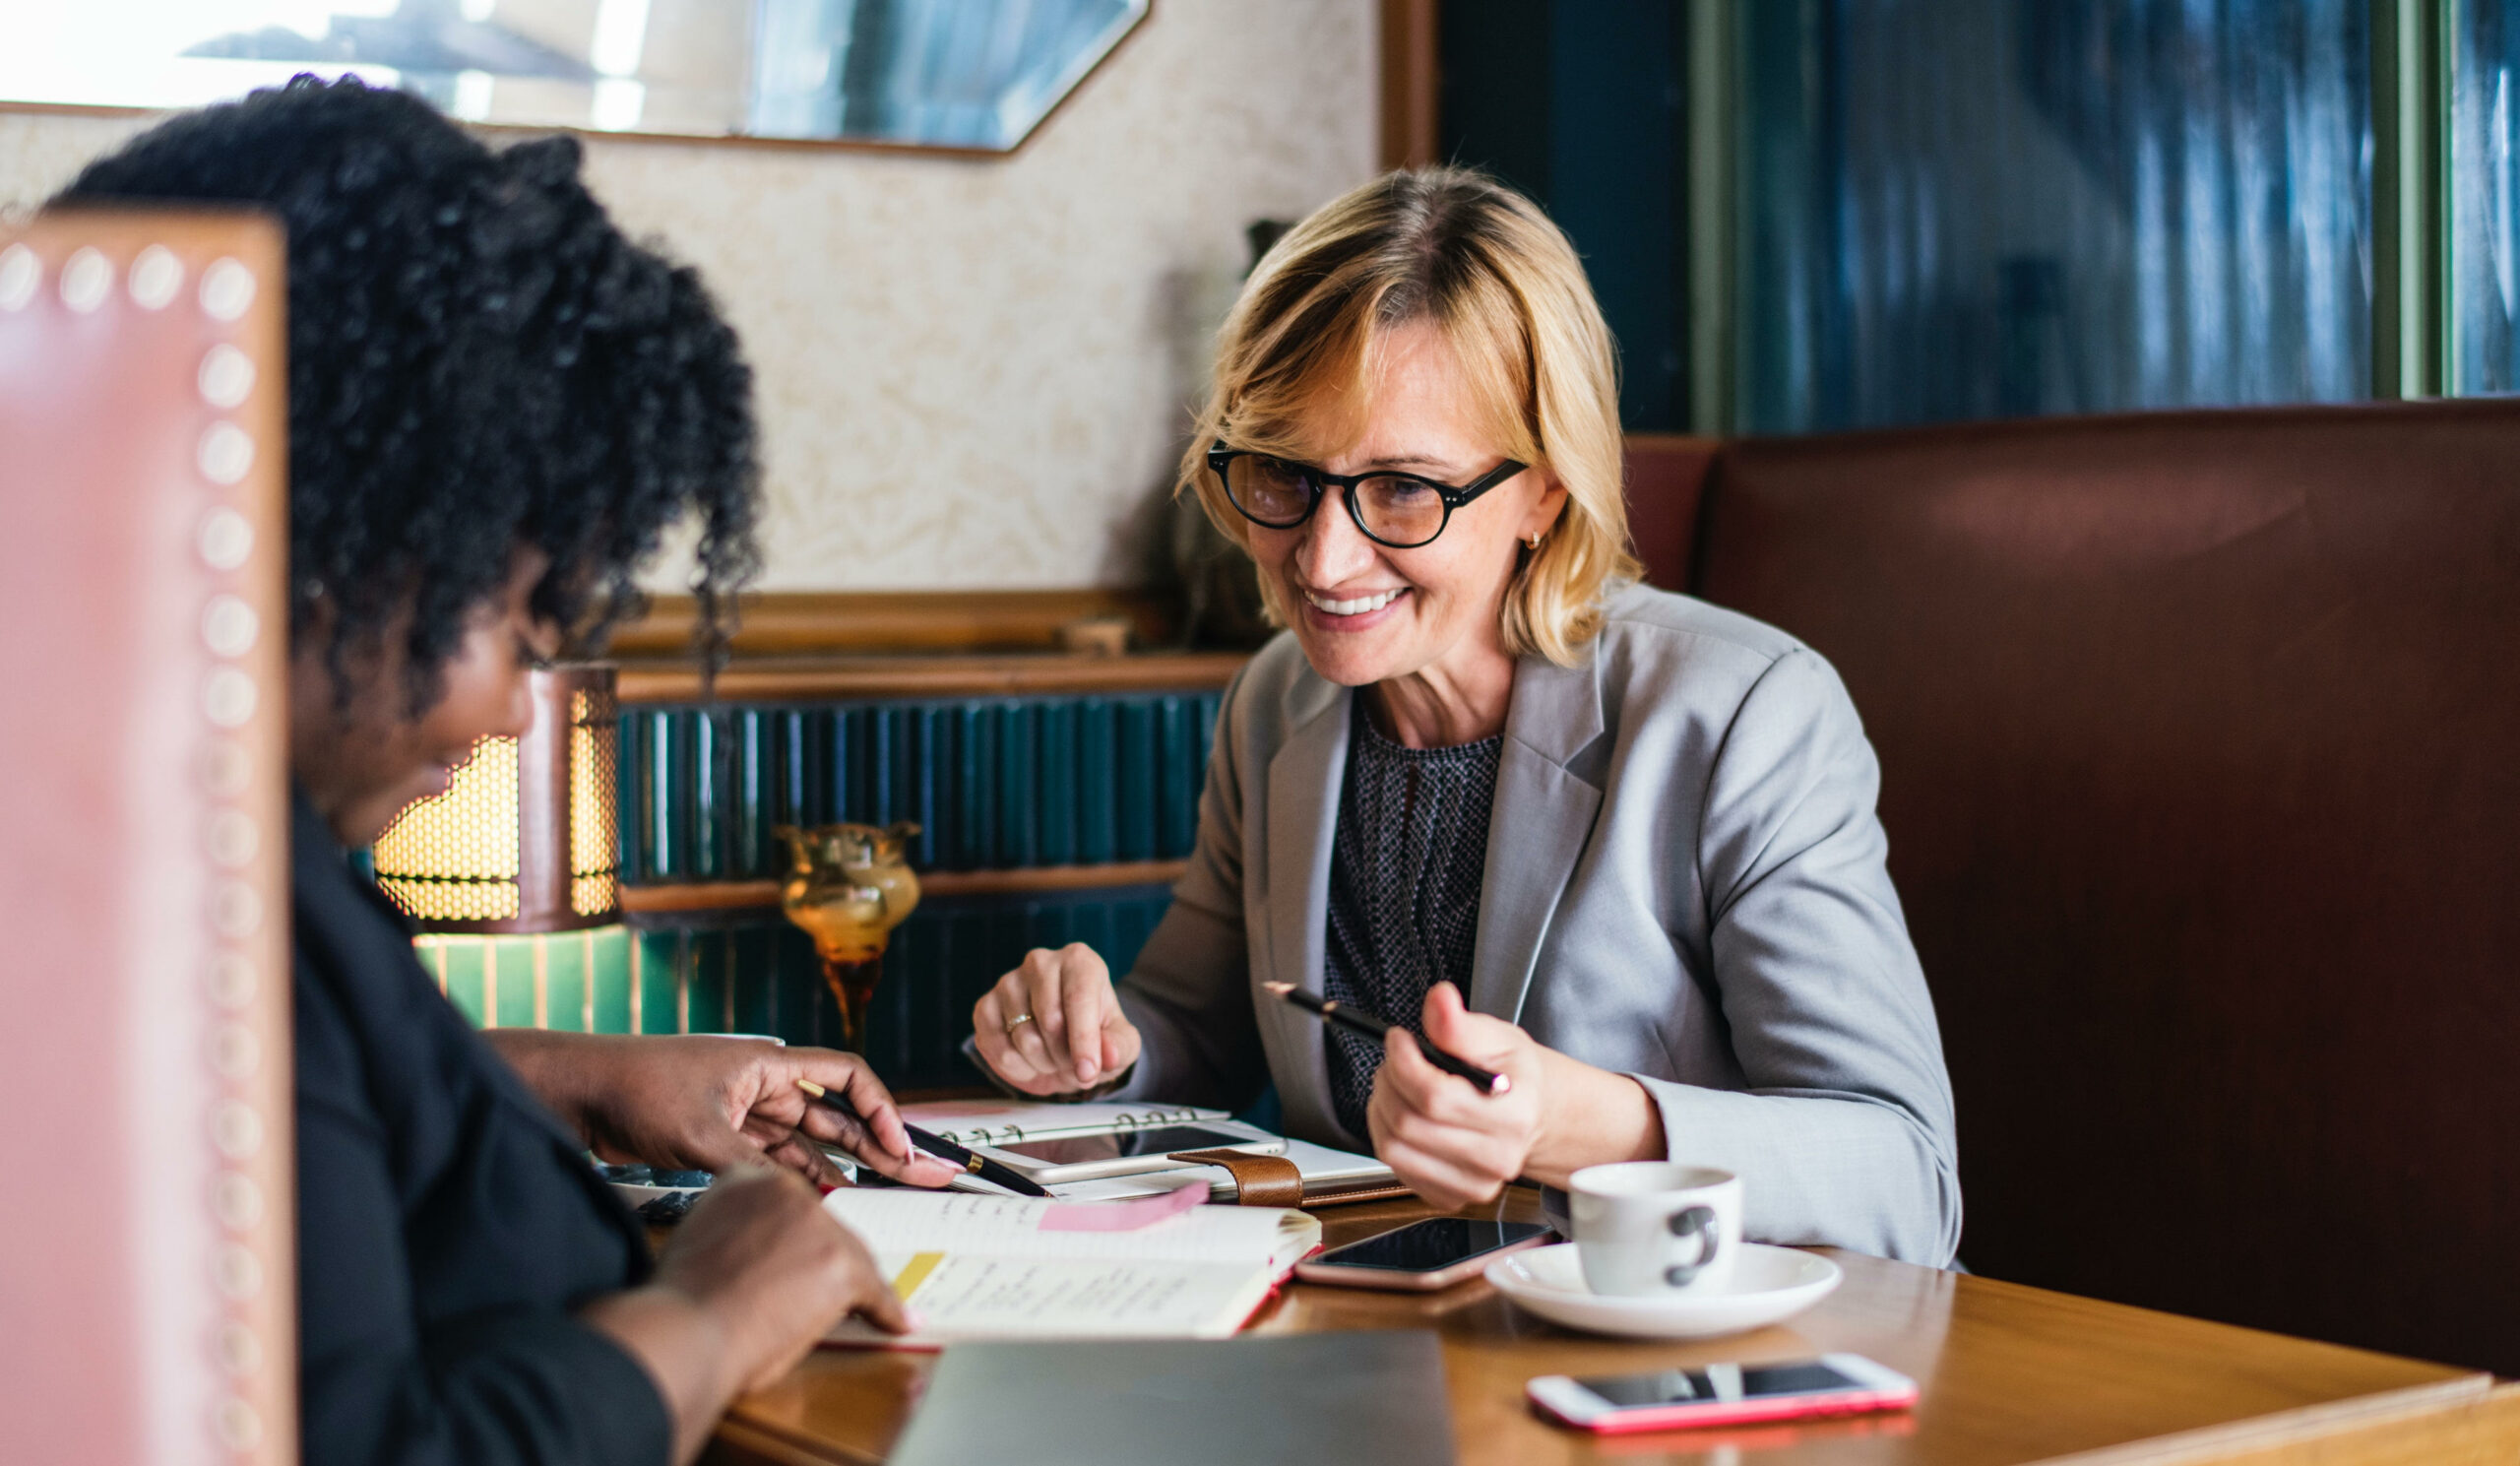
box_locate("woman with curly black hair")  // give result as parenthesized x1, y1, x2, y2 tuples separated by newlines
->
(58, 78, 955, 1466)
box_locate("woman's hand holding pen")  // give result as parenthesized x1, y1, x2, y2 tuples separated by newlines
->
(1367, 982, 1667, 1210)
(1367, 983, 1546, 1209)
(972, 943, 1144, 1095)
(485, 1030, 961, 1188)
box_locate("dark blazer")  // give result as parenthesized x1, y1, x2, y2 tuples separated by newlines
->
(292, 794, 668, 1466)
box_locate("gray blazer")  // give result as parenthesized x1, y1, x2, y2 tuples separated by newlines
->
(1111, 583, 1961, 1264)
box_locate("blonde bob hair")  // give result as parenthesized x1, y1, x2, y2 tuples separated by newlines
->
(1179, 166, 1640, 668)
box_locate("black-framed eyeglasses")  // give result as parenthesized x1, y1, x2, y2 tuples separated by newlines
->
(1206, 441, 1527, 549)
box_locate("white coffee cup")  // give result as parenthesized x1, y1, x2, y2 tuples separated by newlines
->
(1568, 1162, 1743, 1298)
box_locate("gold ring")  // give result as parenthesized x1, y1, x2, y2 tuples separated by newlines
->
(1004, 1012, 1036, 1036)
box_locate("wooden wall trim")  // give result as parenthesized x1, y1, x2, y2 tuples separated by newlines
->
(619, 860, 1190, 918)
(1380, 0, 1440, 169)
(609, 589, 1175, 659)
(614, 651, 1247, 705)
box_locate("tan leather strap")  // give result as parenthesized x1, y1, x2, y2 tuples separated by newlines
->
(1169, 1148, 1304, 1208)
(1167, 1149, 1416, 1208)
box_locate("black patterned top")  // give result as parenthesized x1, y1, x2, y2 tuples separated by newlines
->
(1321, 696, 1503, 1140)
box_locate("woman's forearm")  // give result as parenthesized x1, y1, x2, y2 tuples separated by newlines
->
(481, 1028, 620, 1138)
(1525, 1055, 1668, 1187)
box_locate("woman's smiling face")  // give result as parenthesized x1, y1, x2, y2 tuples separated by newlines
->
(1244, 319, 1565, 691)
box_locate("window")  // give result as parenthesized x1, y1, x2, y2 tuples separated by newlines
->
(1734, 0, 2373, 435)
(1433, 1, 2490, 436)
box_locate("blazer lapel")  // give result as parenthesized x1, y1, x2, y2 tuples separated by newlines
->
(1468, 651, 1606, 1024)
(1259, 672, 1350, 1142)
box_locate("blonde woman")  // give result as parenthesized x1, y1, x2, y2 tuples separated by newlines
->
(972, 168, 1959, 1263)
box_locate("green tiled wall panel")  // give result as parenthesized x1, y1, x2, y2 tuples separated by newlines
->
(634, 928, 679, 1034)
(431, 937, 486, 1027)
(416, 926, 634, 1033)
(540, 935, 587, 1033)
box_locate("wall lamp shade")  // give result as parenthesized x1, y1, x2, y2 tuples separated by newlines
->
(372, 665, 619, 932)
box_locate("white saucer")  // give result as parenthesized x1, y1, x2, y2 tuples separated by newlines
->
(1484, 1243, 1842, 1339)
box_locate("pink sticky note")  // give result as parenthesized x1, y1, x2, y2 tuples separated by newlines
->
(1039, 1179, 1211, 1232)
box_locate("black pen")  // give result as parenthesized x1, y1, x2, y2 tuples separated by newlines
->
(1261, 982, 1512, 1095)
(793, 1078, 1052, 1197)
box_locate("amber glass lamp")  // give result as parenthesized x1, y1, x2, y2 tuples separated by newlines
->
(775, 821, 921, 1053)
(372, 665, 620, 933)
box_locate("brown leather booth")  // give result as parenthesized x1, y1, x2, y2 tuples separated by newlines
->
(1633, 400, 2520, 1376)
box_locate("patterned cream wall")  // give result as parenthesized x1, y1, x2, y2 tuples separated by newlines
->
(0, 0, 1378, 592)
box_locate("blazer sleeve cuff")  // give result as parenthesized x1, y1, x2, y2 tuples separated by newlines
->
(1617, 1071, 1962, 1267)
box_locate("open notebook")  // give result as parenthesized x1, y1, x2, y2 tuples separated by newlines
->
(820, 1188, 1321, 1348)
(897, 1099, 1401, 1202)
(1040, 1137, 1401, 1203)
(900, 1100, 1231, 1145)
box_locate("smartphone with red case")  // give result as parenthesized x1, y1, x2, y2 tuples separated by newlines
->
(1526, 1354, 1918, 1434)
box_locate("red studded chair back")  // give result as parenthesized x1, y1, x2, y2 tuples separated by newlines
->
(0, 213, 295, 1464)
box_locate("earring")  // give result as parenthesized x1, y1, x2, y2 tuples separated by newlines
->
(1524, 532, 1544, 548)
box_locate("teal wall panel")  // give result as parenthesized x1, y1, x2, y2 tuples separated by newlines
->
(435, 938, 486, 1027)
(636, 928, 681, 1035)
(425, 685, 1219, 1084)
(620, 689, 1225, 883)
(542, 934, 588, 1033)
(592, 927, 633, 1035)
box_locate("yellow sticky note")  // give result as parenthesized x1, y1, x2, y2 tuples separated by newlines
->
(891, 1251, 945, 1301)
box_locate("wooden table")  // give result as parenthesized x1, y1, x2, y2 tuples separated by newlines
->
(703, 1189, 2520, 1465)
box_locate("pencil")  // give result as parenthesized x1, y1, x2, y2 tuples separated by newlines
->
(1260, 982, 1512, 1096)
(794, 1078, 1053, 1197)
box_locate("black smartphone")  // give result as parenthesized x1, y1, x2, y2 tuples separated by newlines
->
(1294, 1218, 1554, 1291)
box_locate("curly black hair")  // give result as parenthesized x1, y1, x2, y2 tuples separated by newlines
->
(56, 76, 760, 709)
